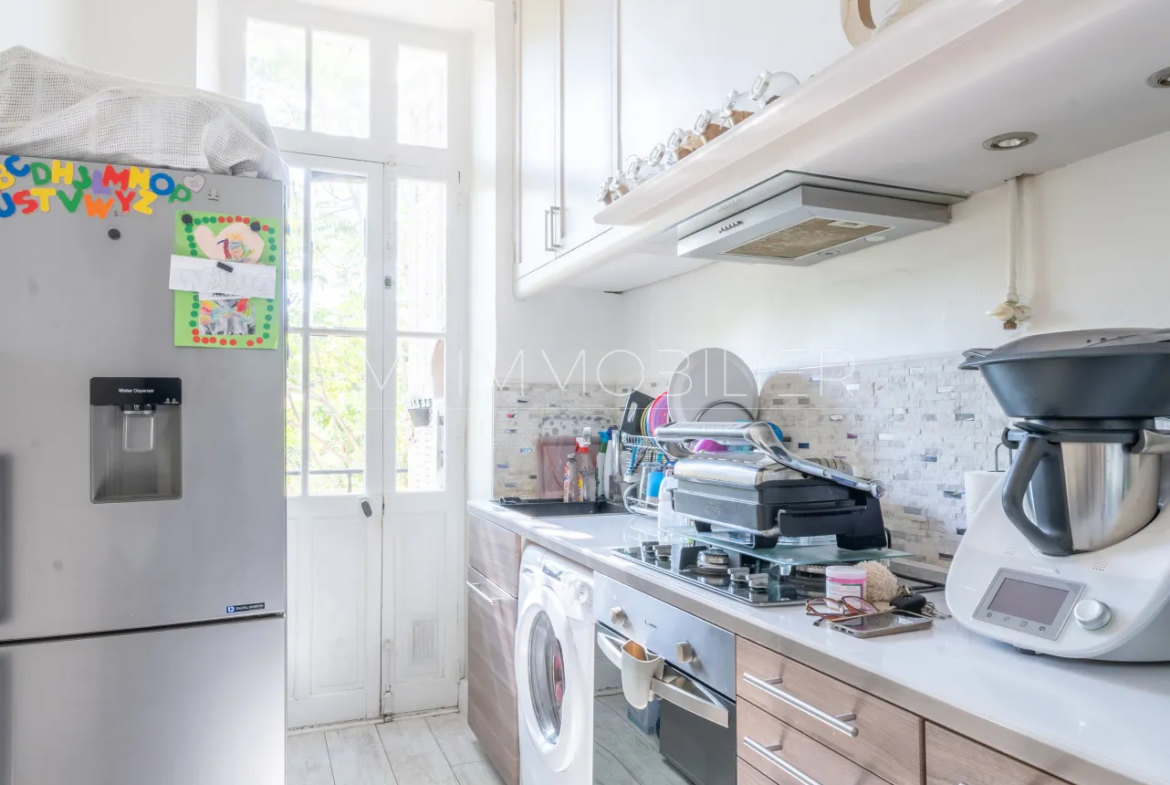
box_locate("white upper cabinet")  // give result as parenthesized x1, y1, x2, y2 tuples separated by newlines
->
(516, 0, 560, 276)
(559, 0, 616, 255)
(516, 0, 616, 275)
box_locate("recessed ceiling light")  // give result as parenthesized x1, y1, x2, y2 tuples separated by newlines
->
(865, 235, 888, 243)
(820, 250, 840, 256)
(983, 132, 1038, 151)
(1148, 67, 1170, 88)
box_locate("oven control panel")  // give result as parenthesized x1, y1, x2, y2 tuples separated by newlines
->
(594, 573, 735, 698)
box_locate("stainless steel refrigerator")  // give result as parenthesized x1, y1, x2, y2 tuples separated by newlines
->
(0, 156, 286, 784)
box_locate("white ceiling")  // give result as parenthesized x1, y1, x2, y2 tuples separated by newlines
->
(297, 0, 493, 31)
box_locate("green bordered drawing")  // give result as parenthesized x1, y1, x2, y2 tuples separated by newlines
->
(173, 211, 281, 350)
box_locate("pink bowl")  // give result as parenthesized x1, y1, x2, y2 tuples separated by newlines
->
(646, 393, 670, 435)
(691, 439, 730, 453)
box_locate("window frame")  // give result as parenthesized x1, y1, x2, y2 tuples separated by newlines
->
(219, 0, 469, 172)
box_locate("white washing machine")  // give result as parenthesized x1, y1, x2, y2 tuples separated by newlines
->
(515, 545, 595, 785)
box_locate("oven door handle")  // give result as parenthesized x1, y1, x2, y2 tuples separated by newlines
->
(597, 630, 624, 668)
(651, 671, 730, 729)
(596, 631, 730, 729)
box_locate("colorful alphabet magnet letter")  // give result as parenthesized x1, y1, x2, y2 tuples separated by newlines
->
(173, 212, 282, 350)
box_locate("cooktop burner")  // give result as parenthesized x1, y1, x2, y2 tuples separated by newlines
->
(613, 541, 941, 607)
(613, 542, 825, 607)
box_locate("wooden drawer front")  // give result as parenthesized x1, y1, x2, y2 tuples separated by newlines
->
(468, 675, 519, 785)
(739, 700, 892, 785)
(926, 724, 1071, 785)
(466, 568, 519, 785)
(467, 568, 518, 685)
(737, 638, 922, 785)
(469, 514, 522, 598)
(739, 758, 778, 785)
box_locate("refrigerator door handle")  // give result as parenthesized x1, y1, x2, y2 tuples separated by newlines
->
(361, 499, 373, 518)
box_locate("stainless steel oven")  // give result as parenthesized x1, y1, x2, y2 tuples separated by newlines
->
(592, 574, 736, 785)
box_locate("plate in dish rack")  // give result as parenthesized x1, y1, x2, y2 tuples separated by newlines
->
(667, 348, 759, 424)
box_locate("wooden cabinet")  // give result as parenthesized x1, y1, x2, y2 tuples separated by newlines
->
(468, 513, 523, 598)
(465, 514, 523, 785)
(515, 0, 616, 277)
(466, 566, 520, 785)
(737, 637, 923, 785)
(738, 699, 892, 785)
(926, 724, 1073, 785)
(734, 634, 1086, 785)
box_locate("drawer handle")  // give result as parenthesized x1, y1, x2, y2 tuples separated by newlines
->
(742, 673, 860, 738)
(744, 737, 823, 785)
(466, 581, 499, 606)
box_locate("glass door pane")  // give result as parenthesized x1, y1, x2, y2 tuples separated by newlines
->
(395, 336, 444, 492)
(396, 178, 447, 332)
(308, 335, 368, 494)
(286, 163, 377, 498)
(287, 333, 304, 496)
(311, 174, 369, 330)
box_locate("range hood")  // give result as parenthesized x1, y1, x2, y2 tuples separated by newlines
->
(673, 172, 963, 266)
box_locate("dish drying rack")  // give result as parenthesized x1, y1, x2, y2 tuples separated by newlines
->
(617, 421, 886, 518)
(619, 433, 671, 517)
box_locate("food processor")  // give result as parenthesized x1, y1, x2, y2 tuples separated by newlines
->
(948, 329, 1170, 661)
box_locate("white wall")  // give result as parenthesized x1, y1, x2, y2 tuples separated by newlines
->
(2, 0, 198, 86)
(466, 1, 500, 503)
(619, 130, 1170, 377)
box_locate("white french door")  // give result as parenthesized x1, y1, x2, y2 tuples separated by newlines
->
(285, 154, 386, 728)
(380, 165, 466, 716)
(284, 154, 466, 727)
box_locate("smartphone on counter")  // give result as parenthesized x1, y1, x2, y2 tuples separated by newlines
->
(829, 611, 933, 639)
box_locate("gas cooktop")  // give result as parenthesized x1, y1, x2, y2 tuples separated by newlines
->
(613, 541, 942, 607)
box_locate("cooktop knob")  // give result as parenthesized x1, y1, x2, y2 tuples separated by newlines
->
(675, 641, 696, 664)
(610, 606, 627, 626)
(1074, 599, 1112, 631)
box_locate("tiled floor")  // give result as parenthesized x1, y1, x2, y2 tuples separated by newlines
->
(287, 714, 506, 785)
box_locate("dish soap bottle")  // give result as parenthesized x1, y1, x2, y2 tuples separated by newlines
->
(575, 430, 595, 502)
(596, 430, 610, 500)
(562, 454, 579, 503)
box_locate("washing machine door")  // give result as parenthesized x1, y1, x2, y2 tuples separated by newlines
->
(515, 584, 588, 773)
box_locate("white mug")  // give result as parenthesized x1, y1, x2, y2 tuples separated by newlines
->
(620, 640, 664, 710)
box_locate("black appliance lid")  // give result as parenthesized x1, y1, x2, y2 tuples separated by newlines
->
(961, 328, 1170, 368)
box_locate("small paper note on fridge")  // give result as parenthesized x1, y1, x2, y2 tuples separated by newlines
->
(169, 255, 277, 299)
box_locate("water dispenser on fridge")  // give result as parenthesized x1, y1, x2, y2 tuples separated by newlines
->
(90, 377, 183, 503)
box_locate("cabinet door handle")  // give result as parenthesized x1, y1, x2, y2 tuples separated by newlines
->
(742, 672, 860, 738)
(550, 205, 563, 249)
(743, 737, 823, 785)
(466, 581, 498, 606)
(544, 208, 555, 252)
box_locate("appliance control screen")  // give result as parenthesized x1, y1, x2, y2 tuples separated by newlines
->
(973, 569, 1084, 642)
(986, 578, 1069, 625)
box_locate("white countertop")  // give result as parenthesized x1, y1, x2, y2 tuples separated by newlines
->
(469, 501, 1170, 785)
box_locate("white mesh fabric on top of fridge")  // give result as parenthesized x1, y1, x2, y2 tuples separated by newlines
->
(0, 47, 285, 180)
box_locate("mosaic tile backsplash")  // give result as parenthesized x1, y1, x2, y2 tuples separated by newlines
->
(755, 353, 1011, 564)
(492, 383, 624, 498)
(489, 355, 1011, 564)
